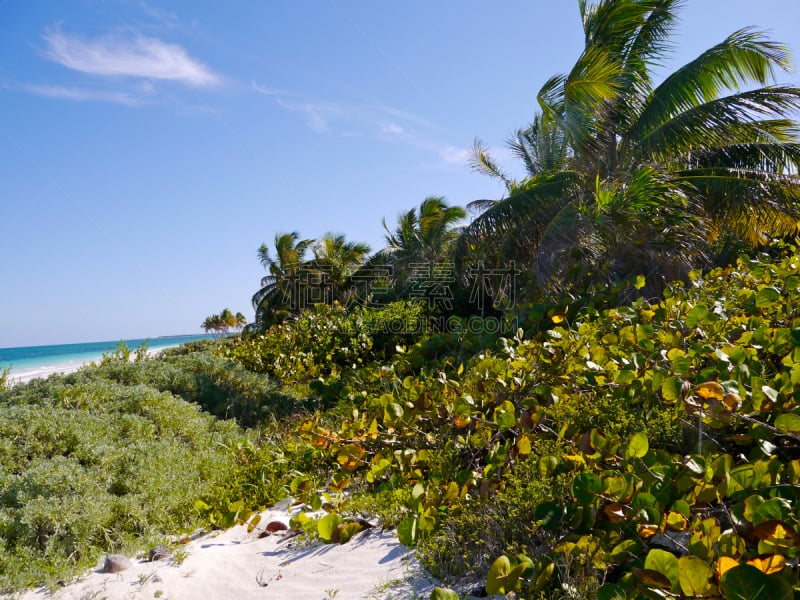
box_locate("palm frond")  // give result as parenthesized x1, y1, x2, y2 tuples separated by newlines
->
(468, 138, 513, 191)
(612, 0, 683, 131)
(632, 87, 800, 161)
(627, 28, 793, 146)
(625, 0, 683, 71)
(582, 0, 681, 68)
(562, 45, 625, 159)
(688, 143, 800, 173)
(466, 199, 498, 215)
(533, 202, 589, 293)
(455, 171, 582, 274)
(506, 114, 571, 175)
(677, 168, 800, 240)
(537, 74, 567, 121)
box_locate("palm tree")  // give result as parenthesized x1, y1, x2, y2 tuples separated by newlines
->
(470, 114, 570, 197)
(219, 308, 236, 330)
(202, 313, 226, 337)
(252, 232, 314, 327)
(458, 0, 800, 301)
(308, 233, 371, 304)
(384, 196, 466, 263)
(202, 309, 247, 336)
(378, 196, 466, 300)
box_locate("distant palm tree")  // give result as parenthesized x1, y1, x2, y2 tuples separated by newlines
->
(202, 313, 225, 337)
(219, 308, 236, 330)
(252, 232, 314, 327)
(309, 233, 371, 304)
(202, 308, 248, 336)
(458, 0, 800, 300)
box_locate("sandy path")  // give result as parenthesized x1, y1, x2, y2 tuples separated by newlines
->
(18, 505, 440, 600)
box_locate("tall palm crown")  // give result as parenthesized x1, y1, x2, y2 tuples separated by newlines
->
(384, 196, 466, 263)
(459, 0, 800, 299)
(379, 196, 466, 300)
(252, 232, 313, 327)
(310, 233, 372, 304)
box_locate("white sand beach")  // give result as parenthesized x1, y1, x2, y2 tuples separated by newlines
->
(18, 502, 442, 600)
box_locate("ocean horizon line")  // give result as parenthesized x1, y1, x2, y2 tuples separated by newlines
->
(0, 333, 209, 353)
(0, 334, 216, 383)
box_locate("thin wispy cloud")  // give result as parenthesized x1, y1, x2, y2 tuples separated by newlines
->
(136, 1, 180, 28)
(43, 27, 219, 87)
(378, 121, 405, 137)
(251, 81, 489, 171)
(368, 105, 438, 130)
(440, 145, 470, 166)
(11, 83, 142, 106)
(252, 81, 426, 137)
(251, 83, 341, 132)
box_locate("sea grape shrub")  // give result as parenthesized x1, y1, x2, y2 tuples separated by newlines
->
(221, 301, 425, 384)
(483, 252, 800, 598)
(418, 439, 571, 581)
(293, 250, 800, 597)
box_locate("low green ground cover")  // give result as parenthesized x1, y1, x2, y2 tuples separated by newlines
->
(0, 352, 291, 592)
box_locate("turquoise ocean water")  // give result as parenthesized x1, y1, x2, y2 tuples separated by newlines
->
(0, 335, 214, 382)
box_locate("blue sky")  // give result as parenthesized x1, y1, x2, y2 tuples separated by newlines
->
(1, 1, 799, 347)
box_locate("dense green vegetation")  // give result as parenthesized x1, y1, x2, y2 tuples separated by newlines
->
(0, 348, 297, 591)
(4, 244, 800, 595)
(3, 0, 800, 597)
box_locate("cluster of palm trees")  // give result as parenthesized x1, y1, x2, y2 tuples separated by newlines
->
(251, 197, 465, 329)
(251, 0, 800, 330)
(202, 309, 247, 337)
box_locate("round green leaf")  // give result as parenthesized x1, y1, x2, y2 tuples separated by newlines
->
(644, 549, 679, 592)
(661, 376, 683, 402)
(752, 498, 791, 525)
(611, 539, 642, 563)
(625, 432, 649, 459)
(597, 583, 626, 600)
(603, 474, 633, 502)
(756, 286, 781, 308)
(494, 400, 517, 430)
(513, 554, 535, 578)
(720, 564, 792, 600)
(338, 521, 364, 544)
(532, 556, 555, 591)
(775, 413, 800, 434)
(572, 472, 603, 505)
(397, 515, 418, 547)
(678, 555, 714, 596)
(317, 513, 343, 543)
(538, 455, 560, 478)
(686, 305, 709, 327)
(429, 588, 459, 600)
(486, 555, 513, 596)
(384, 402, 404, 424)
